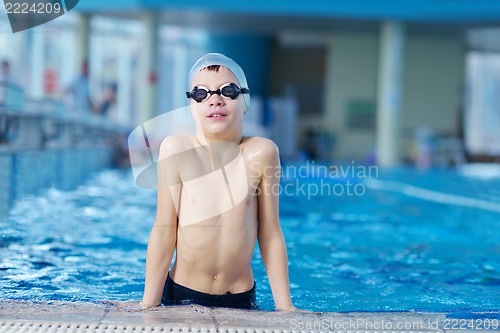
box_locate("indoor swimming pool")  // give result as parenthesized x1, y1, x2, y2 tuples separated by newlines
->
(0, 164, 499, 314)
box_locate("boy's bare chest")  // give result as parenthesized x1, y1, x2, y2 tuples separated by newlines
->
(174, 149, 260, 227)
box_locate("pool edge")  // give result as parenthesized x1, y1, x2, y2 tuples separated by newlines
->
(1, 301, 497, 332)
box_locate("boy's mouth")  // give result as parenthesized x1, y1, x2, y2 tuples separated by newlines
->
(208, 111, 227, 119)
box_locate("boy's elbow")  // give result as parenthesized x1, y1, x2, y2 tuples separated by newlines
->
(258, 230, 284, 246)
(150, 224, 177, 241)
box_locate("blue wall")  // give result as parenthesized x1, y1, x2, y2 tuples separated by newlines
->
(76, 0, 500, 22)
(206, 33, 271, 96)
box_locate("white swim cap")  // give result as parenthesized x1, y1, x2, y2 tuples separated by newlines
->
(188, 53, 250, 111)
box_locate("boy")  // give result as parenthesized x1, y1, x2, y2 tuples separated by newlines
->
(140, 53, 296, 311)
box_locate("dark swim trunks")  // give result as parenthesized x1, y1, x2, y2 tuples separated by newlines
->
(161, 274, 258, 309)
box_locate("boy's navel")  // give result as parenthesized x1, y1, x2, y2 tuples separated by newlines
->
(213, 275, 218, 281)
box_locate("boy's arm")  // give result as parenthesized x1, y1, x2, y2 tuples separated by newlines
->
(141, 138, 179, 307)
(256, 139, 295, 311)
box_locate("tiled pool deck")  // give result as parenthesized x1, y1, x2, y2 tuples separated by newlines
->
(1, 301, 497, 332)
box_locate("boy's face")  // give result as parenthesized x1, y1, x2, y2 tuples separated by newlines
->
(189, 66, 245, 141)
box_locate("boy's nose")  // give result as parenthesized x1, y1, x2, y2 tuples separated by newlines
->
(209, 94, 225, 107)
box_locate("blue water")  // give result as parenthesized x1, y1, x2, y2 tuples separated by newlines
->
(1, 164, 499, 313)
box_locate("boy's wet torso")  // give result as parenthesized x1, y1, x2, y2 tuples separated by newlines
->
(158, 135, 270, 296)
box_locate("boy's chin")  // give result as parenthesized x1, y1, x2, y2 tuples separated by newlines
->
(202, 126, 242, 140)
(204, 120, 241, 131)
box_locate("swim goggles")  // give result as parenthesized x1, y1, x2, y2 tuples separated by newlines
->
(186, 83, 250, 103)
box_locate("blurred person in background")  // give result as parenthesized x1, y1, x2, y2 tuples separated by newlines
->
(65, 60, 94, 114)
(0, 59, 19, 145)
(0, 60, 17, 85)
(96, 82, 118, 119)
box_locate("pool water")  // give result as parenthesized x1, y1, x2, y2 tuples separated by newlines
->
(1, 165, 499, 313)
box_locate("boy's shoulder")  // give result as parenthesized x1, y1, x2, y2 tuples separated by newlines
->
(242, 136, 278, 150)
(241, 136, 279, 161)
(159, 135, 195, 158)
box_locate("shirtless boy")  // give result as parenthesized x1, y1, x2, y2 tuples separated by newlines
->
(140, 53, 296, 311)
